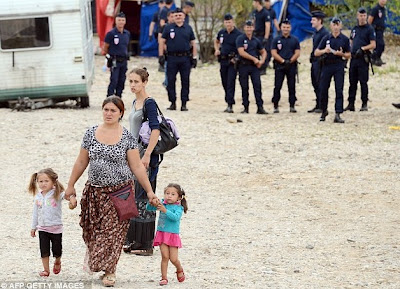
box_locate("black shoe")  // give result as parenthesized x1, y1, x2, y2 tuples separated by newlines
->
(167, 103, 176, 110)
(181, 105, 188, 111)
(334, 113, 345, 123)
(158, 65, 165, 72)
(241, 106, 249, 114)
(256, 107, 268, 114)
(392, 103, 400, 109)
(320, 111, 328, 121)
(360, 103, 368, 111)
(273, 107, 279, 113)
(224, 105, 233, 113)
(290, 106, 297, 113)
(344, 103, 355, 111)
(308, 107, 318, 113)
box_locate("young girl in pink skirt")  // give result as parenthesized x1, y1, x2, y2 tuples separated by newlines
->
(146, 183, 188, 286)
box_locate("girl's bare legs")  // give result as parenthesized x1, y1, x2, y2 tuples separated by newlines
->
(160, 244, 170, 280)
(41, 256, 50, 273)
(168, 246, 184, 278)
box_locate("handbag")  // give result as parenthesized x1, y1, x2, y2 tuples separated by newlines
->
(108, 183, 138, 221)
(140, 98, 179, 155)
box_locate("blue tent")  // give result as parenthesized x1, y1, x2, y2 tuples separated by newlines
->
(139, 1, 175, 57)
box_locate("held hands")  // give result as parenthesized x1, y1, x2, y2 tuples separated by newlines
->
(31, 229, 36, 237)
(333, 47, 344, 57)
(156, 203, 167, 213)
(65, 186, 76, 201)
(69, 195, 77, 210)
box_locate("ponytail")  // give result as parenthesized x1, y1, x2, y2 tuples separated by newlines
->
(28, 173, 38, 195)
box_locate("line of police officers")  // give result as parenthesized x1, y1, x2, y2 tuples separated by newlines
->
(213, 5, 379, 123)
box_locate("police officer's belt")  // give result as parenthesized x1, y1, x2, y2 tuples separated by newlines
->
(113, 56, 128, 62)
(167, 51, 190, 57)
(240, 59, 255, 66)
(324, 58, 344, 65)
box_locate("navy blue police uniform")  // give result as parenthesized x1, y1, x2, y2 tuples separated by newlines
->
(348, 19, 376, 108)
(104, 26, 130, 97)
(183, 1, 195, 25)
(252, 8, 270, 73)
(236, 32, 264, 109)
(265, 6, 277, 66)
(216, 17, 242, 108)
(317, 30, 350, 114)
(271, 34, 300, 108)
(369, 3, 386, 62)
(162, 21, 195, 107)
(310, 12, 329, 112)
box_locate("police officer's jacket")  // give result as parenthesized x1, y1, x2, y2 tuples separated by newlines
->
(104, 27, 130, 58)
(311, 26, 329, 58)
(162, 23, 195, 53)
(271, 34, 300, 60)
(236, 34, 263, 60)
(252, 8, 270, 37)
(318, 33, 350, 62)
(350, 24, 376, 54)
(370, 4, 386, 30)
(216, 27, 242, 56)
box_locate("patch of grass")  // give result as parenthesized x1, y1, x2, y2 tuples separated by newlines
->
(375, 64, 400, 75)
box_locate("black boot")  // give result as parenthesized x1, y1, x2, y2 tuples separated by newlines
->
(290, 106, 297, 113)
(344, 103, 355, 111)
(392, 103, 400, 109)
(334, 113, 345, 123)
(320, 110, 328, 121)
(167, 102, 176, 110)
(241, 106, 249, 114)
(181, 103, 188, 111)
(224, 105, 233, 113)
(256, 106, 268, 114)
(360, 103, 368, 111)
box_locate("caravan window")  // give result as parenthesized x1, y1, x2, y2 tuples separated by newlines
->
(0, 17, 51, 51)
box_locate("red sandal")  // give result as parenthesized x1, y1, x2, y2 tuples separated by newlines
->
(159, 278, 168, 286)
(53, 261, 61, 274)
(176, 269, 185, 283)
(39, 270, 50, 277)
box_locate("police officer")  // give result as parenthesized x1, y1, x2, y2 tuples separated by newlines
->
(236, 20, 267, 114)
(103, 12, 130, 98)
(148, 0, 165, 42)
(264, 0, 280, 67)
(157, 0, 174, 72)
(214, 13, 242, 113)
(271, 19, 300, 113)
(183, 1, 195, 25)
(368, 0, 387, 66)
(308, 10, 329, 113)
(159, 8, 197, 111)
(345, 7, 376, 112)
(314, 17, 351, 123)
(252, 0, 271, 75)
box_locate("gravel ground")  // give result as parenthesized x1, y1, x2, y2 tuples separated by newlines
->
(0, 37, 399, 289)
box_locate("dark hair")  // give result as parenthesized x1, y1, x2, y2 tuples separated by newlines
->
(102, 96, 125, 119)
(165, 183, 188, 213)
(130, 67, 150, 83)
(28, 168, 65, 200)
(254, 0, 263, 4)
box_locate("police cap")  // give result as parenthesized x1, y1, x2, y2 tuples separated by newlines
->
(281, 18, 291, 25)
(311, 10, 326, 18)
(174, 7, 184, 14)
(165, 0, 173, 4)
(158, 0, 165, 3)
(245, 19, 254, 26)
(224, 13, 233, 20)
(116, 12, 126, 18)
(358, 7, 367, 14)
(331, 17, 342, 24)
(185, 1, 195, 7)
